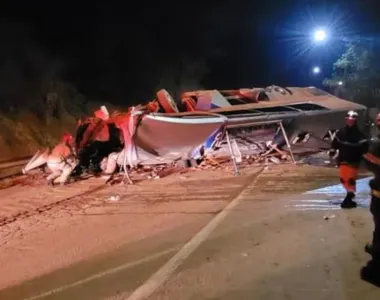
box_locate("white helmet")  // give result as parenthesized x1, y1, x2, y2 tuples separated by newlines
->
(346, 110, 358, 119)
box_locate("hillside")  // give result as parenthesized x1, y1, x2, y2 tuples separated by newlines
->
(0, 100, 122, 162)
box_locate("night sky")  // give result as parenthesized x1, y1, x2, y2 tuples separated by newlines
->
(1, 0, 380, 106)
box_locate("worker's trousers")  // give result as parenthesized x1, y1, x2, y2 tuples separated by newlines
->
(47, 158, 77, 184)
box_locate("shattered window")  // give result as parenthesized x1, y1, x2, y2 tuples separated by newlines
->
(288, 103, 329, 111)
(219, 91, 233, 97)
(227, 98, 252, 105)
(256, 106, 295, 113)
(257, 91, 270, 101)
(219, 109, 263, 116)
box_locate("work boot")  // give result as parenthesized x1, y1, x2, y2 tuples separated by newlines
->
(365, 244, 373, 255)
(361, 260, 380, 287)
(341, 192, 357, 209)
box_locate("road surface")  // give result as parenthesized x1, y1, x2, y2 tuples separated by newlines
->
(0, 164, 379, 300)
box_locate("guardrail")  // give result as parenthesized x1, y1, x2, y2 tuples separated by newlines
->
(0, 158, 32, 180)
(0, 158, 31, 170)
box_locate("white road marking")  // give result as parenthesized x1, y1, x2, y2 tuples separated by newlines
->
(293, 207, 341, 211)
(290, 204, 336, 208)
(290, 199, 330, 203)
(126, 169, 264, 300)
(23, 246, 179, 300)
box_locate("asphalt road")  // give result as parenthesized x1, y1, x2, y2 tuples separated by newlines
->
(0, 165, 379, 300)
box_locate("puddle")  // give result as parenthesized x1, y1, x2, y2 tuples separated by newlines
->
(286, 177, 372, 210)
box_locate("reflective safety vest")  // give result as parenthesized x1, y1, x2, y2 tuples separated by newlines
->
(364, 152, 380, 166)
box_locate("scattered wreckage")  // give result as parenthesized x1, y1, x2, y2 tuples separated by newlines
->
(22, 85, 368, 184)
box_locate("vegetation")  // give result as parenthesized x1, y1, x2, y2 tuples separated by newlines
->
(323, 41, 380, 108)
(0, 10, 234, 160)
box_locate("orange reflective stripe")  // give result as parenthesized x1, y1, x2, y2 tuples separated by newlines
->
(364, 153, 380, 166)
(339, 164, 358, 192)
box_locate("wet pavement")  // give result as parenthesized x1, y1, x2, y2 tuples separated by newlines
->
(145, 170, 379, 300)
(288, 177, 372, 211)
(0, 165, 379, 300)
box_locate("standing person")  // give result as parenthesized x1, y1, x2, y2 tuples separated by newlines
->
(46, 133, 77, 186)
(361, 113, 380, 286)
(329, 110, 369, 208)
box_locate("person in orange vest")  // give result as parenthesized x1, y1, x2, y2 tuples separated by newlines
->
(46, 133, 77, 186)
(361, 113, 380, 286)
(329, 110, 369, 208)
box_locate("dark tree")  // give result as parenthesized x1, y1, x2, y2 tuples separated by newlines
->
(323, 41, 380, 108)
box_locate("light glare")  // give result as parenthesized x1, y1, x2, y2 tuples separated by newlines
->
(312, 66, 320, 74)
(314, 29, 327, 42)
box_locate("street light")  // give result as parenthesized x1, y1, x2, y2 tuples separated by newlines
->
(312, 66, 321, 74)
(313, 28, 327, 43)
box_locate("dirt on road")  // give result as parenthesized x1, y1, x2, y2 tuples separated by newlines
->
(0, 164, 379, 300)
(0, 166, 256, 290)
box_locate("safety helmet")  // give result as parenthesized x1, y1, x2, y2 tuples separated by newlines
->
(62, 132, 73, 143)
(346, 110, 358, 119)
(345, 110, 358, 126)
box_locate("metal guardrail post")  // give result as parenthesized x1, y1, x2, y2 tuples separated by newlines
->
(279, 121, 296, 164)
(225, 130, 240, 176)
